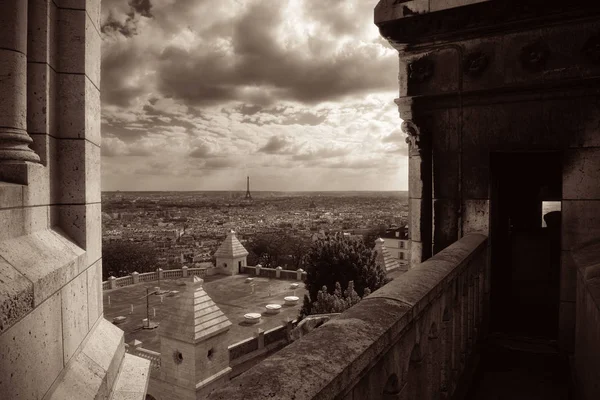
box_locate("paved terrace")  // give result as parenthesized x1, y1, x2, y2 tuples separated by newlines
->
(103, 274, 306, 352)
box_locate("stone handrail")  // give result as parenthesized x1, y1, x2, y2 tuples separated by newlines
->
(102, 267, 207, 290)
(242, 265, 307, 281)
(126, 344, 161, 370)
(208, 233, 489, 400)
(572, 241, 600, 400)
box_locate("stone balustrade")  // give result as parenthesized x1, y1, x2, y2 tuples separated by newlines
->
(126, 344, 161, 371)
(208, 233, 489, 400)
(102, 268, 208, 290)
(241, 265, 307, 281)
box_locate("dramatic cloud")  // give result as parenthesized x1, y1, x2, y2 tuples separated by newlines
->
(100, 0, 407, 191)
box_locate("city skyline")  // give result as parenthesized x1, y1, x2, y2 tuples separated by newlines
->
(100, 0, 407, 192)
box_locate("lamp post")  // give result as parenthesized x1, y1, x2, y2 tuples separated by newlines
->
(144, 287, 159, 329)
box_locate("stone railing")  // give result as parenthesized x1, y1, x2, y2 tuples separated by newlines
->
(209, 233, 489, 400)
(242, 265, 307, 281)
(102, 266, 207, 290)
(228, 320, 297, 378)
(125, 343, 161, 371)
(573, 241, 600, 400)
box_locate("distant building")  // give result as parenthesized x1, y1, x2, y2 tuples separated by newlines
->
(213, 230, 249, 275)
(381, 226, 410, 265)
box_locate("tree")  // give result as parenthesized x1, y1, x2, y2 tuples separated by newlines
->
(301, 233, 389, 317)
(102, 240, 160, 280)
(362, 226, 388, 249)
(302, 281, 372, 316)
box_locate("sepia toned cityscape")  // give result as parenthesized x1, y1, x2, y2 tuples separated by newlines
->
(2, 1, 600, 400)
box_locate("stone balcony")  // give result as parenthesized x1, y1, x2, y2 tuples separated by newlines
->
(209, 233, 489, 399)
(208, 235, 600, 400)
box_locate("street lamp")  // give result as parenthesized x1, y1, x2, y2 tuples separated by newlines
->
(143, 287, 159, 329)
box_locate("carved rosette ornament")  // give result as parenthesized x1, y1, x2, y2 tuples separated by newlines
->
(408, 57, 434, 83)
(520, 41, 549, 72)
(401, 120, 422, 155)
(464, 51, 489, 77)
(582, 32, 600, 64)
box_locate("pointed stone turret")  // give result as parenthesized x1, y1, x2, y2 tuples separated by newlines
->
(153, 276, 232, 399)
(214, 230, 249, 275)
(374, 238, 400, 273)
(160, 276, 232, 343)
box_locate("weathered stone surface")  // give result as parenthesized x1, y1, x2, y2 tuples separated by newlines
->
(61, 271, 89, 363)
(57, 74, 101, 146)
(54, 202, 102, 268)
(28, 0, 52, 63)
(0, 182, 23, 209)
(433, 198, 459, 254)
(0, 292, 63, 399)
(82, 318, 125, 392)
(0, 257, 33, 334)
(563, 148, 600, 200)
(0, 50, 27, 130)
(111, 353, 151, 400)
(0, 229, 85, 306)
(463, 199, 489, 235)
(562, 201, 600, 251)
(561, 251, 577, 303)
(87, 259, 102, 328)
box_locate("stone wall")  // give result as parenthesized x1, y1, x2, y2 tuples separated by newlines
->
(209, 234, 489, 400)
(376, 0, 600, 354)
(573, 242, 600, 400)
(0, 1, 149, 398)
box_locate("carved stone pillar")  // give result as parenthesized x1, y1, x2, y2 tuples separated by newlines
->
(0, 1, 40, 164)
(396, 97, 432, 267)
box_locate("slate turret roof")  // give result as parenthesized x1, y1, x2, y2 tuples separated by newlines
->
(214, 230, 249, 258)
(159, 276, 232, 343)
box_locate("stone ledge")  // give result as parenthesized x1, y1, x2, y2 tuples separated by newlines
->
(0, 228, 85, 311)
(45, 318, 132, 400)
(110, 353, 151, 400)
(0, 256, 33, 334)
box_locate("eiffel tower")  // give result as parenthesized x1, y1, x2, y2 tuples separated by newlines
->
(245, 176, 252, 200)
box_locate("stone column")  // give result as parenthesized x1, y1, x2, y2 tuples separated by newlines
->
(131, 271, 139, 284)
(182, 266, 188, 277)
(275, 266, 282, 278)
(0, 1, 40, 163)
(109, 276, 116, 290)
(396, 97, 432, 267)
(255, 264, 261, 276)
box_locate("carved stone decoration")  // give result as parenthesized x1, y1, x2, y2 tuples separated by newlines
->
(401, 120, 422, 155)
(464, 51, 489, 77)
(408, 57, 434, 83)
(582, 32, 600, 64)
(520, 41, 549, 72)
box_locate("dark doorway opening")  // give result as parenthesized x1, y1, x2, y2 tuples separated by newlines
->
(239, 260, 242, 274)
(490, 152, 561, 340)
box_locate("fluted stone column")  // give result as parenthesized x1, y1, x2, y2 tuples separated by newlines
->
(0, 1, 40, 164)
(396, 97, 432, 267)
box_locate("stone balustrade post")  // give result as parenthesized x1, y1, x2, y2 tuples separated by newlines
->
(131, 271, 139, 284)
(275, 266, 282, 278)
(296, 268, 304, 281)
(255, 264, 261, 276)
(158, 268, 164, 280)
(0, 1, 40, 164)
(109, 276, 116, 290)
(182, 266, 188, 277)
(255, 329, 264, 350)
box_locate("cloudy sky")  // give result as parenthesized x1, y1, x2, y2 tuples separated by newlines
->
(100, 0, 406, 191)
